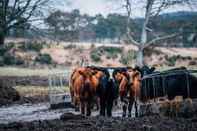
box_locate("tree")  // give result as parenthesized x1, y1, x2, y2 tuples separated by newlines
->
(92, 13, 129, 43)
(45, 9, 82, 42)
(0, 0, 50, 45)
(120, 0, 197, 66)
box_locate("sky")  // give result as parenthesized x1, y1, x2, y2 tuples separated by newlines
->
(55, 0, 196, 18)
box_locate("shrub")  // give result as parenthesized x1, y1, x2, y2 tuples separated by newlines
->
(0, 47, 7, 56)
(90, 51, 101, 62)
(90, 44, 95, 49)
(19, 41, 43, 52)
(102, 47, 122, 54)
(166, 56, 177, 66)
(3, 53, 16, 65)
(64, 44, 76, 49)
(5, 42, 15, 50)
(90, 46, 123, 62)
(189, 61, 197, 66)
(35, 54, 52, 64)
(100, 46, 122, 59)
(0, 56, 4, 66)
(120, 50, 137, 65)
(15, 58, 24, 65)
(2, 53, 24, 65)
(144, 47, 161, 56)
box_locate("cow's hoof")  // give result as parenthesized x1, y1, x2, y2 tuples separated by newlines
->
(135, 113, 138, 117)
(128, 114, 131, 117)
(75, 107, 80, 111)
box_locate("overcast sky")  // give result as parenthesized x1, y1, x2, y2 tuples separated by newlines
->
(55, 0, 195, 17)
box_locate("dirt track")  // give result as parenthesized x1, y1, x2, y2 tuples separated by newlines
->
(0, 113, 197, 131)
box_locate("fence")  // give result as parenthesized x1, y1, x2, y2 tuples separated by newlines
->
(48, 70, 72, 109)
(141, 69, 197, 102)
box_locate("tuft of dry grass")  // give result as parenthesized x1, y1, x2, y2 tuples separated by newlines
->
(14, 86, 69, 98)
(0, 67, 68, 76)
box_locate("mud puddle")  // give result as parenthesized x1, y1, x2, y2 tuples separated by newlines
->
(0, 103, 126, 124)
(0, 103, 72, 124)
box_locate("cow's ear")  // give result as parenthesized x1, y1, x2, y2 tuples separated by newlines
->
(134, 65, 141, 72)
(92, 70, 97, 75)
(78, 70, 83, 75)
(150, 67, 156, 72)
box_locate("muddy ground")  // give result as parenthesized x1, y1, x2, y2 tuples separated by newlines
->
(1, 75, 197, 131)
(0, 101, 197, 131)
(0, 113, 197, 131)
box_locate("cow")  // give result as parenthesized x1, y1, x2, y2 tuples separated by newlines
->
(113, 67, 141, 117)
(87, 66, 118, 117)
(69, 67, 86, 111)
(70, 66, 118, 116)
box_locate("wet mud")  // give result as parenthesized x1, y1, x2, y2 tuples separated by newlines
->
(0, 113, 197, 131)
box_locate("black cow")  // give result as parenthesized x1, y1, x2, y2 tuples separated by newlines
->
(87, 66, 119, 117)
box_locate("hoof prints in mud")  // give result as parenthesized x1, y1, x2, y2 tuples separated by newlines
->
(0, 113, 197, 131)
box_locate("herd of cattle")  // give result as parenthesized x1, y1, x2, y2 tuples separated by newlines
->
(69, 66, 197, 117)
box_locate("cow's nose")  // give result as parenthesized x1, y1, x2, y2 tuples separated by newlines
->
(85, 79, 90, 84)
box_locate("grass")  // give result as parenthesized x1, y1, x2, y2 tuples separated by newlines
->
(0, 67, 69, 76)
(14, 86, 70, 97)
(14, 86, 49, 97)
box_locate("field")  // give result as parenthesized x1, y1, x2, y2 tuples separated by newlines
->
(0, 48, 197, 130)
(2, 1, 197, 130)
(0, 67, 67, 76)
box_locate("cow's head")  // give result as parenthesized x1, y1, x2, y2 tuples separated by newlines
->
(112, 70, 129, 97)
(132, 69, 142, 87)
(135, 65, 155, 77)
(78, 68, 96, 85)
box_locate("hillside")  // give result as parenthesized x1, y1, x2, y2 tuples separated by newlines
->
(1, 39, 197, 68)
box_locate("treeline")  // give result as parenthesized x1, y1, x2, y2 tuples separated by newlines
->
(8, 10, 197, 47)
(43, 9, 136, 43)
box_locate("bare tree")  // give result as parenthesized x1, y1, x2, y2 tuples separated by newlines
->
(122, 0, 196, 67)
(0, 0, 51, 45)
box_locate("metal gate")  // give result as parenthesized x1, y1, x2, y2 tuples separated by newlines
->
(48, 70, 72, 109)
(141, 69, 197, 101)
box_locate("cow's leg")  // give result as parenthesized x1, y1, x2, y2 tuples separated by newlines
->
(107, 100, 113, 117)
(93, 96, 99, 110)
(122, 104, 127, 117)
(134, 100, 138, 117)
(81, 101, 85, 115)
(86, 100, 92, 116)
(74, 96, 80, 111)
(128, 97, 134, 117)
(99, 97, 106, 116)
(96, 97, 100, 110)
(121, 97, 128, 117)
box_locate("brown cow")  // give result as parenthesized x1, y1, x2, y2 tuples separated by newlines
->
(70, 66, 118, 117)
(69, 67, 87, 111)
(70, 67, 105, 116)
(128, 69, 141, 117)
(113, 67, 141, 117)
